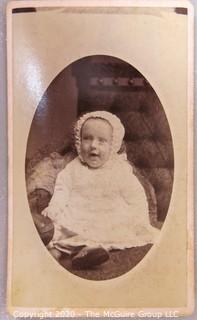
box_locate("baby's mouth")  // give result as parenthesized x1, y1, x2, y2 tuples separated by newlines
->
(89, 152, 99, 158)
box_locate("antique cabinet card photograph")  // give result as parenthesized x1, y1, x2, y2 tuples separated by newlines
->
(7, 0, 195, 317)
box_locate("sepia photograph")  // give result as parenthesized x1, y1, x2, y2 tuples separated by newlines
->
(26, 55, 173, 280)
(6, 0, 194, 317)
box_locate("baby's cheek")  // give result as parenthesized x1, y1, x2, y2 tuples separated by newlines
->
(81, 143, 88, 152)
(106, 144, 112, 156)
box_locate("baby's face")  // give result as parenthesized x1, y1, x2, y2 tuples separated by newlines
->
(81, 118, 112, 168)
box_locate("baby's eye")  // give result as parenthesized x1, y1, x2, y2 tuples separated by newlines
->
(98, 138, 107, 143)
(82, 136, 91, 141)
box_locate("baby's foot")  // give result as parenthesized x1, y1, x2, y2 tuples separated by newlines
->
(72, 246, 109, 269)
(49, 248, 62, 261)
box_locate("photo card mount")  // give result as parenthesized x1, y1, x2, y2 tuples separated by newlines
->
(7, 0, 194, 317)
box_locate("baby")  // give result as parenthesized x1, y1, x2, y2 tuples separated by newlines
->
(42, 111, 159, 269)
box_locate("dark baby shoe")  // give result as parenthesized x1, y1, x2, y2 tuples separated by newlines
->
(32, 212, 54, 245)
(72, 246, 109, 269)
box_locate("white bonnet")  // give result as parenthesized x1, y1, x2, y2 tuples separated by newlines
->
(74, 110, 125, 155)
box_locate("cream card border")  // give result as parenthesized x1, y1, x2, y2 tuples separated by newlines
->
(7, 0, 194, 317)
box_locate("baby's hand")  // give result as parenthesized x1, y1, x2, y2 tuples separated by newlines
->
(41, 208, 49, 217)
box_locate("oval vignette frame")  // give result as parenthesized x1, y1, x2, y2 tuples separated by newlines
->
(25, 55, 174, 280)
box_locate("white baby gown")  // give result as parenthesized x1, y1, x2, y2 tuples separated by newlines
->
(45, 156, 159, 251)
